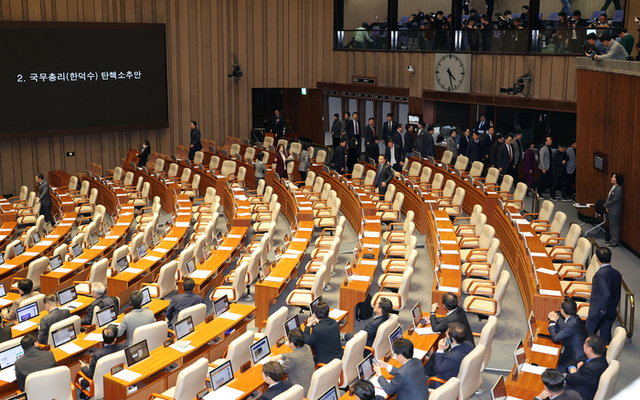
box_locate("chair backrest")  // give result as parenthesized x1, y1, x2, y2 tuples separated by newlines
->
(593, 360, 619, 400)
(454, 155, 469, 172)
(307, 359, 343, 400)
(273, 384, 305, 400)
(316, 149, 327, 164)
(478, 316, 497, 371)
(88, 258, 110, 288)
(21, 293, 46, 313)
(573, 237, 592, 266)
(564, 223, 582, 250)
(478, 224, 495, 248)
(229, 261, 248, 301)
(132, 321, 168, 352)
(549, 211, 567, 233)
(53, 243, 67, 260)
(371, 314, 400, 358)
(311, 265, 328, 298)
(93, 350, 126, 399)
(25, 366, 72, 400)
(244, 146, 256, 161)
(489, 253, 505, 283)
(452, 188, 465, 206)
(485, 168, 500, 185)
(209, 155, 220, 170)
(168, 163, 179, 178)
(384, 184, 396, 202)
(123, 172, 134, 186)
(407, 161, 422, 177)
(313, 177, 325, 193)
(111, 245, 128, 270)
(264, 306, 288, 346)
(469, 161, 484, 178)
(129, 233, 144, 262)
(441, 150, 453, 165)
(27, 257, 50, 289)
(493, 271, 511, 316)
(193, 151, 204, 165)
(430, 377, 460, 400)
(351, 163, 364, 180)
(331, 197, 341, 217)
(154, 158, 165, 173)
(420, 166, 432, 183)
(0, 337, 21, 354)
(457, 344, 486, 400)
(363, 170, 376, 186)
(513, 182, 527, 203)
(442, 180, 456, 198)
(539, 200, 555, 222)
(499, 175, 514, 193)
(4, 240, 21, 260)
(585, 255, 599, 283)
(48, 315, 81, 348)
(171, 357, 209, 400)
(230, 143, 241, 156)
(397, 266, 413, 308)
(246, 247, 261, 284)
(157, 261, 179, 298)
(226, 330, 254, 373)
(221, 160, 236, 178)
(177, 303, 207, 326)
(392, 192, 404, 212)
(606, 327, 626, 363)
(468, 205, 483, 226)
(180, 167, 191, 183)
(342, 330, 367, 386)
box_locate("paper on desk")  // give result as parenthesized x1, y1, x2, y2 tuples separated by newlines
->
(170, 343, 195, 353)
(190, 270, 213, 279)
(144, 255, 162, 262)
(203, 385, 244, 400)
(153, 247, 170, 253)
(178, 212, 191, 216)
(441, 240, 457, 244)
(227, 234, 242, 238)
(0, 298, 12, 306)
(300, 207, 312, 211)
(176, 222, 190, 228)
(235, 195, 248, 201)
(435, 217, 450, 221)
(85, 333, 104, 342)
(165, 237, 180, 241)
(536, 268, 557, 275)
(58, 342, 84, 355)
(522, 232, 534, 237)
(329, 309, 347, 320)
(425, 199, 437, 203)
(414, 348, 429, 359)
(283, 254, 299, 259)
(93, 246, 107, 250)
(365, 243, 381, 249)
(521, 363, 548, 375)
(125, 268, 143, 274)
(219, 311, 242, 321)
(539, 289, 563, 297)
(23, 252, 39, 257)
(349, 275, 370, 282)
(374, 387, 388, 399)
(513, 219, 529, 225)
(40, 240, 53, 246)
(286, 249, 303, 255)
(0, 236, 6, 242)
(0, 264, 16, 270)
(106, 235, 120, 240)
(360, 260, 377, 265)
(72, 259, 89, 263)
(55, 268, 72, 274)
(438, 286, 459, 293)
(63, 301, 83, 309)
(365, 219, 379, 224)
(0, 228, 11, 232)
(441, 264, 460, 270)
(415, 327, 435, 336)
(292, 238, 307, 242)
(531, 344, 559, 356)
(237, 213, 251, 217)
(46, 234, 60, 240)
(298, 227, 313, 231)
(113, 369, 143, 382)
(122, 212, 133, 216)
(218, 246, 233, 251)
(13, 321, 37, 331)
(59, 223, 73, 227)
(364, 231, 380, 238)
(0, 367, 16, 383)
(264, 276, 285, 283)
(361, 201, 372, 204)
(530, 252, 548, 258)
(116, 222, 129, 226)
(179, 199, 190, 203)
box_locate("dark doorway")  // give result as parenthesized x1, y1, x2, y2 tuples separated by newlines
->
(252, 88, 283, 130)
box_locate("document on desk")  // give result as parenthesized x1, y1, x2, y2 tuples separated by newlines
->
(106, 235, 120, 240)
(298, 227, 313, 231)
(413, 348, 429, 360)
(125, 268, 143, 275)
(218, 246, 233, 251)
(539, 289, 563, 297)
(292, 238, 307, 242)
(0, 298, 12, 306)
(283, 254, 299, 259)
(190, 270, 213, 279)
(203, 386, 244, 400)
(144, 255, 162, 262)
(364, 231, 380, 238)
(13, 321, 37, 331)
(62, 301, 83, 310)
(531, 344, 559, 356)
(0, 366, 16, 383)
(170, 343, 195, 353)
(522, 232, 534, 237)
(113, 369, 143, 382)
(85, 333, 104, 342)
(329, 309, 347, 320)
(59, 342, 84, 355)
(71, 259, 89, 263)
(93, 246, 107, 250)
(165, 237, 180, 241)
(349, 275, 370, 282)
(415, 327, 435, 336)
(56, 268, 72, 274)
(513, 219, 529, 225)
(176, 222, 190, 228)
(536, 268, 557, 275)
(0, 264, 16, 269)
(521, 363, 548, 375)
(530, 252, 548, 258)
(441, 264, 460, 270)
(227, 234, 242, 239)
(438, 286, 459, 293)
(219, 311, 242, 321)
(364, 243, 380, 249)
(264, 276, 285, 283)
(23, 252, 39, 257)
(153, 247, 170, 254)
(440, 250, 459, 255)
(360, 260, 377, 265)
(441, 240, 457, 244)
(39, 240, 53, 246)
(59, 223, 73, 227)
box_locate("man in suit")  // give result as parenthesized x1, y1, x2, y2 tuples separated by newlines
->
(165, 278, 203, 327)
(351, 380, 381, 400)
(259, 361, 292, 400)
(418, 124, 436, 159)
(489, 133, 504, 168)
(271, 328, 315, 397)
(331, 113, 342, 149)
(548, 297, 589, 371)
(498, 135, 516, 176)
(475, 114, 490, 133)
(34, 173, 51, 223)
(188, 120, 202, 161)
(427, 293, 474, 346)
(512, 131, 524, 181)
(15, 334, 56, 392)
(537, 136, 553, 197)
(428, 322, 474, 383)
(118, 290, 156, 346)
(2, 279, 39, 321)
(381, 113, 398, 143)
(364, 117, 379, 162)
(374, 338, 430, 400)
(466, 131, 482, 163)
(78, 327, 126, 389)
(585, 248, 621, 343)
(550, 143, 568, 200)
(534, 369, 582, 400)
(375, 155, 394, 196)
(303, 301, 343, 364)
(37, 294, 71, 345)
(564, 140, 576, 201)
(403, 125, 415, 158)
(604, 173, 623, 247)
(385, 139, 404, 173)
(81, 282, 115, 326)
(345, 297, 392, 348)
(137, 141, 151, 168)
(565, 335, 609, 400)
(483, 127, 497, 167)
(270, 110, 285, 138)
(345, 111, 362, 148)
(331, 138, 347, 174)
(391, 125, 404, 151)
(459, 129, 471, 159)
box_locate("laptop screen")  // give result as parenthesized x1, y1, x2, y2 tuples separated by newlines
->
(283, 315, 300, 337)
(0, 283, 5, 298)
(309, 296, 322, 316)
(152, 232, 161, 247)
(32, 232, 41, 245)
(209, 360, 234, 391)
(388, 325, 403, 351)
(174, 316, 195, 341)
(103, 218, 112, 233)
(51, 323, 76, 348)
(185, 258, 196, 276)
(45, 222, 53, 234)
(213, 295, 230, 317)
(89, 231, 99, 247)
(282, 234, 290, 249)
(14, 243, 25, 257)
(513, 340, 526, 372)
(203, 244, 212, 261)
(528, 310, 537, 342)
(491, 375, 507, 400)
(57, 286, 77, 306)
(140, 287, 151, 307)
(96, 305, 117, 328)
(17, 302, 39, 323)
(72, 244, 83, 258)
(116, 256, 129, 273)
(344, 262, 353, 281)
(250, 336, 271, 365)
(316, 386, 338, 400)
(411, 302, 423, 329)
(261, 261, 271, 279)
(0, 344, 24, 369)
(49, 255, 63, 270)
(137, 244, 147, 259)
(124, 340, 150, 367)
(0, 253, 4, 266)
(357, 354, 376, 381)
(4, 393, 27, 400)
(216, 231, 224, 244)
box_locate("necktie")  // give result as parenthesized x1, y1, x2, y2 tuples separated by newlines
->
(372, 127, 375, 137)
(508, 145, 512, 162)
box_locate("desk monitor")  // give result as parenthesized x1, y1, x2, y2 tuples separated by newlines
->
(16, 302, 39, 323)
(0, 283, 5, 298)
(213, 295, 230, 317)
(284, 314, 300, 337)
(71, 243, 83, 258)
(137, 243, 147, 260)
(103, 218, 112, 233)
(388, 325, 403, 350)
(0, 344, 24, 370)
(491, 375, 508, 400)
(32, 231, 41, 245)
(282, 234, 290, 249)
(57, 286, 78, 307)
(53, 213, 60, 224)
(434, 270, 441, 289)
(45, 221, 53, 235)
(316, 386, 339, 400)
(49, 254, 63, 271)
(260, 261, 272, 280)
(174, 316, 195, 341)
(152, 231, 161, 247)
(116, 256, 129, 273)
(209, 359, 234, 391)
(89, 231, 99, 248)
(14, 243, 25, 257)
(124, 340, 150, 367)
(185, 257, 196, 277)
(51, 323, 76, 348)
(4, 394, 26, 400)
(513, 340, 526, 373)
(345, 262, 353, 281)
(309, 296, 322, 315)
(411, 302, 423, 329)
(356, 354, 376, 381)
(140, 287, 152, 307)
(274, 246, 283, 262)
(250, 336, 271, 365)
(96, 305, 117, 328)
(0, 252, 5, 266)
(203, 244, 212, 261)
(527, 310, 537, 342)
(216, 231, 224, 244)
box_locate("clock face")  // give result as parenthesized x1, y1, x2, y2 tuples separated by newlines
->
(435, 54, 466, 92)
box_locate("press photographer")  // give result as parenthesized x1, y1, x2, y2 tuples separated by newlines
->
(586, 33, 628, 60)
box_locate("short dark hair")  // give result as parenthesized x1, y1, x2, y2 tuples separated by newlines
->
(515, 130, 523, 136)
(448, 322, 466, 344)
(183, 278, 195, 292)
(612, 172, 624, 184)
(601, 13, 608, 18)
(21, 334, 37, 349)
(525, 140, 534, 148)
(436, 11, 444, 16)
(44, 294, 58, 306)
(504, 10, 512, 15)
(586, 32, 598, 41)
(36, 173, 44, 180)
(143, 140, 150, 146)
(600, 33, 612, 42)
(392, 338, 414, 359)
(256, 152, 264, 161)
(334, 113, 339, 118)
(595, 247, 612, 264)
(368, 117, 374, 121)
(585, 335, 606, 356)
(352, 379, 376, 400)
(514, 17, 522, 23)
(442, 292, 459, 311)
(418, 121, 425, 127)
(379, 153, 387, 160)
(481, 14, 489, 20)
(353, 112, 358, 116)
(103, 327, 118, 344)
(619, 28, 628, 34)
(130, 290, 143, 309)
(470, 9, 477, 14)
(340, 138, 347, 144)
(397, 123, 403, 129)
(558, 11, 567, 18)
(262, 361, 284, 382)
(344, 112, 351, 117)
(560, 297, 578, 316)
(378, 297, 392, 316)
(387, 138, 394, 145)
(387, 113, 394, 118)
(362, 22, 369, 28)
(313, 301, 330, 319)
(427, 125, 435, 132)
(191, 120, 197, 126)
(522, 5, 529, 10)
(288, 328, 305, 348)
(303, 143, 309, 150)
(18, 279, 33, 294)
(572, 10, 581, 16)
(541, 368, 566, 392)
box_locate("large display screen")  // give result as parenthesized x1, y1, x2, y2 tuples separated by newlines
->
(0, 21, 168, 139)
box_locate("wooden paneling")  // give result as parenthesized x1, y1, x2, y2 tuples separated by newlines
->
(281, 89, 324, 144)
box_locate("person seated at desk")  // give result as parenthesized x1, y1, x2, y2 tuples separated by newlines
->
(565, 335, 609, 400)
(270, 328, 315, 397)
(38, 294, 71, 346)
(373, 338, 430, 400)
(425, 322, 474, 384)
(15, 334, 56, 392)
(345, 297, 392, 349)
(534, 369, 581, 400)
(351, 379, 385, 400)
(303, 301, 343, 365)
(426, 293, 474, 347)
(165, 278, 203, 327)
(259, 361, 292, 400)
(81, 282, 115, 326)
(548, 297, 588, 371)
(78, 327, 126, 392)
(118, 290, 155, 346)
(1, 279, 40, 321)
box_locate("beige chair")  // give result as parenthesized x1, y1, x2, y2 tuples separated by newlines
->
(128, 182, 150, 207)
(371, 266, 413, 310)
(303, 177, 324, 197)
(525, 200, 554, 231)
(341, 331, 368, 386)
(432, 179, 456, 202)
(313, 189, 337, 210)
(286, 265, 326, 308)
(180, 174, 201, 198)
(301, 252, 333, 288)
(315, 149, 327, 164)
(431, 345, 486, 400)
(176, 303, 207, 326)
(244, 146, 256, 162)
(461, 238, 499, 275)
(606, 327, 626, 363)
(547, 223, 582, 261)
(74, 258, 109, 295)
(404, 161, 422, 180)
(429, 377, 460, 400)
(411, 166, 432, 187)
(167, 163, 179, 179)
(230, 143, 241, 157)
(136, 196, 161, 225)
(25, 366, 73, 400)
(48, 315, 81, 347)
(505, 182, 527, 211)
(211, 261, 248, 301)
(314, 198, 341, 228)
(176, 245, 196, 278)
(273, 384, 304, 400)
(150, 357, 208, 400)
(8, 186, 29, 207)
(382, 228, 416, 257)
(70, 181, 90, 204)
(463, 271, 510, 317)
(538, 211, 567, 246)
(440, 187, 466, 217)
(459, 224, 496, 262)
(561, 254, 597, 300)
(110, 245, 128, 271)
(76, 348, 126, 400)
(376, 192, 404, 223)
(423, 173, 444, 193)
(462, 253, 504, 293)
(18, 293, 46, 314)
(231, 166, 247, 188)
(373, 183, 396, 209)
(481, 168, 500, 188)
(193, 151, 204, 166)
(453, 155, 469, 172)
(220, 160, 237, 179)
(15, 191, 36, 212)
(215, 330, 254, 373)
(53, 243, 68, 262)
(141, 261, 178, 299)
(493, 174, 514, 199)
(3, 240, 22, 260)
(208, 155, 221, 172)
(253, 203, 281, 232)
(555, 237, 591, 280)
(370, 314, 400, 358)
(75, 188, 98, 214)
(315, 216, 346, 247)
(128, 233, 145, 262)
(346, 163, 365, 182)
(467, 161, 484, 179)
(153, 158, 165, 174)
(440, 150, 453, 165)
(11, 256, 49, 290)
(255, 305, 288, 345)
(477, 316, 497, 371)
(593, 360, 619, 400)
(381, 249, 417, 275)
(16, 201, 40, 225)
(382, 210, 414, 242)
(132, 321, 169, 351)
(307, 359, 343, 400)
(177, 167, 191, 187)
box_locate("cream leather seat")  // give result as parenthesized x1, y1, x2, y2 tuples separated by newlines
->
(561, 254, 597, 299)
(462, 253, 504, 294)
(505, 182, 527, 211)
(254, 306, 288, 345)
(440, 187, 465, 217)
(307, 359, 342, 399)
(453, 155, 469, 172)
(376, 192, 404, 223)
(412, 166, 432, 188)
(382, 210, 414, 242)
(459, 224, 495, 262)
(75, 348, 125, 399)
(555, 237, 591, 280)
(424, 173, 444, 193)
(212, 330, 254, 373)
(371, 266, 413, 310)
(538, 211, 567, 246)
(48, 316, 81, 347)
(440, 150, 453, 165)
(341, 330, 368, 386)
(593, 360, 619, 400)
(150, 357, 208, 400)
(132, 321, 168, 351)
(314, 198, 341, 228)
(141, 261, 178, 299)
(180, 174, 200, 198)
(25, 366, 73, 400)
(429, 377, 460, 400)
(463, 271, 510, 317)
(477, 316, 497, 371)
(370, 314, 399, 358)
(12, 256, 49, 291)
(606, 327, 626, 363)
(220, 160, 237, 179)
(467, 161, 484, 180)
(244, 146, 256, 162)
(547, 223, 582, 261)
(193, 151, 204, 166)
(176, 303, 207, 326)
(287, 265, 326, 308)
(74, 258, 109, 295)
(525, 200, 554, 231)
(211, 261, 248, 302)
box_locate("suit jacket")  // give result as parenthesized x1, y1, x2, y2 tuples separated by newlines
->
(377, 358, 430, 400)
(565, 356, 609, 400)
(475, 120, 490, 132)
(489, 141, 502, 167)
(260, 380, 292, 400)
(137, 146, 151, 168)
(190, 128, 202, 151)
(382, 120, 398, 142)
(37, 180, 51, 207)
(435, 341, 474, 381)
(604, 185, 623, 217)
(118, 308, 156, 346)
(391, 130, 403, 150)
(466, 140, 482, 163)
(482, 134, 495, 161)
(165, 292, 203, 325)
(376, 163, 394, 191)
(403, 131, 414, 155)
(386, 145, 404, 172)
(565, 146, 576, 174)
(364, 125, 377, 145)
(459, 135, 471, 159)
(415, 129, 435, 158)
(497, 143, 514, 173)
(81, 295, 116, 325)
(280, 345, 315, 397)
(81, 343, 126, 379)
(304, 318, 343, 365)
(538, 145, 551, 171)
(331, 119, 343, 139)
(588, 264, 622, 319)
(446, 136, 457, 157)
(271, 115, 284, 135)
(551, 151, 567, 177)
(274, 152, 288, 177)
(430, 308, 475, 346)
(534, 390, 582, 400)
(548, 316, 589, 363)
(513, 139, 523, 165)
(345, 119, 362, 141)
(332, 146, 346, 173)
(37, 307, 71, 345)
(363, 315, 389, 347)
(15, 346, 57, 391)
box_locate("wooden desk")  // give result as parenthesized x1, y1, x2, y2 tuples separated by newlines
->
(49, 170, 71, 189)
(123, 149, 180, 214)
(10, 295, 95, 337)
(322, 171, 377, 231)
(0, 217, 17, 251)
(0, 196, 17, 224)
(428, 209, 462, 307)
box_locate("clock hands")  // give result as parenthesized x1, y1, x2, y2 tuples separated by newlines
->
(447, 68, 456, 91)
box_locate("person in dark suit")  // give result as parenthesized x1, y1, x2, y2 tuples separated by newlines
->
(385, 139, 404, 173)
(351, 379, 384, 400)
(466, 131, 482, 163)
(331, 139, 347, 174)
(512, 131, 524, 181)
(271, 328, 315, 397)
(548, 297, 589, 371)
(81, 282, 115, 326)
(79, 327, 126, 389)
(165, 278, 203, 327)
(15, 334, 56, 392)
(381, 113, 398, 143)
(585, 248, 622, 344)
(534, 369, 582, 400)
(34, 173, 51, 223)
(604, 173, 623, 247)
(459, 129, 471, 160)
(429, 322, 474, 383)
(331, 113, 343, 149)
(375, 155, 394, 196)
(391, 125, 404, 151)
(565, 335, 609, 400)
(37, 294, 71, 345)
(482, 127, 496, 166)
(0, 318, 11, 344)
(364, 118, 379, 162)
(415, 124, 435, 159)
(374, 338, 430, 400)
(136, 141, 151, 168)
(489, 133, 504, 168)
(345, 297, 392, 348)
(404, 125, 415, 158)
(475, 114, 490, 133)
(550, 143, 568, 200)
(345, 112, 362, 149)
(428, 293, 474, 346)
(270, 110, 285, 138)
(303, 301, 343, 364)
(259, 361, 293, 400)
(498, 135, 516, 176)
(188, 120, 202, 161)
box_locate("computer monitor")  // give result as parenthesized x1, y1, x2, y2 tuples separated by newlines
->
(185, 257, 196, 277)
(140, 287, 152, 307)
(491, 375, 508, 400)
(283, 314, 300, 337)
(152, 232, 161, 247)
(209, 360, 234, 391)
(216, 231, 224, 245)
(57, 286, 78, 307)
(116, 256, 129, 273)
(0, 344, 24, 370)
(49, 255, 63, 271)
(316, 386, 338, 400)
(203, 244, 212, 261)
(513, 340, 526, 373)
(282, 234, 290, 249)
(96, 305, 117, 328)
(124, 340, 150, 367)
(16, 302, 39, 323)
(89, 231, 99, 247)
(411, 302, 423, 329)
(344, 262, 353, 281)
(51, 323, 76, 348)
(71, 244, 83, 258)
(4, 393, 27, 400)
(213, 295, 230, 317)
(249, 336, 271, 365)
(32, 232, 41, 245)
(528, 310, 537, 342)
(0, 253, 5, 266)
(273, 246, 282, 262)
(309, 296, 322, 316)
(174, 316, 195, 341)
(260, 261, 271, 280)
(137, 243, 147, 260)
(14, 243, 25, 257)
(103, 218, 112, 233)
(0, 283, 6, 298)
(356, 354, 376, 381)
(388, 325, 403, 351)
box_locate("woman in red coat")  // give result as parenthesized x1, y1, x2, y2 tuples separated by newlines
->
(273, 143, 289, 178)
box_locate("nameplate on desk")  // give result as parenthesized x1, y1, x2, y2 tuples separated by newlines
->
(178, 199, 190, 203)
(0, 368, 16, 383)
(106, 235, 120, 240)
(264, 276, 285, 283)
(165, 237, 180, 241)
(178, 212, 191, 216)
(0, 299, 12, 306)
(216, 175, 225, 179)
(536, 268, 557, 275)
(63, 217, 75, 221)
(190, 270, 213, 279)
(227, 234, 242, 239)
(435, 217, 449, 221)
(349, 275, 370, 282)
(234, 195, 248, 201)
(530, 252, 548, 258)
(238, 206, 250, 210)
(13, 321, 37, 331)
(365, 219, 379, 224)
(521, 363, 548, 375)
(360, 260, 377, 265)
(438, 285, 459, 293)
(364, 231, 380, 238)
(170, 343, 195, 353)
(125, 268, 143, 274)
(441, 264, 460, 270)
(113, 369, 143, 382)
(176, 222, 190, 227)
(531, 344, 559, 356)
(539, 289, 562, 297)
(440, 250, 459, 255)
(299, 201, 312, 205)
(55, 267, 72, 274)
(203, 386, 244, 400)
(295, 195, 305, 198)
(437, 228, 454, 232)
(298, 227, 313, 231)
(144, 255, 161, 262)
(0, 228, 12, 232)
(218, 246, 233, 251)
(46, 235, 61, 240)
(237, 212, 251, 217)
(93, 245, 107, 250)
(72, 258, 89, 263)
